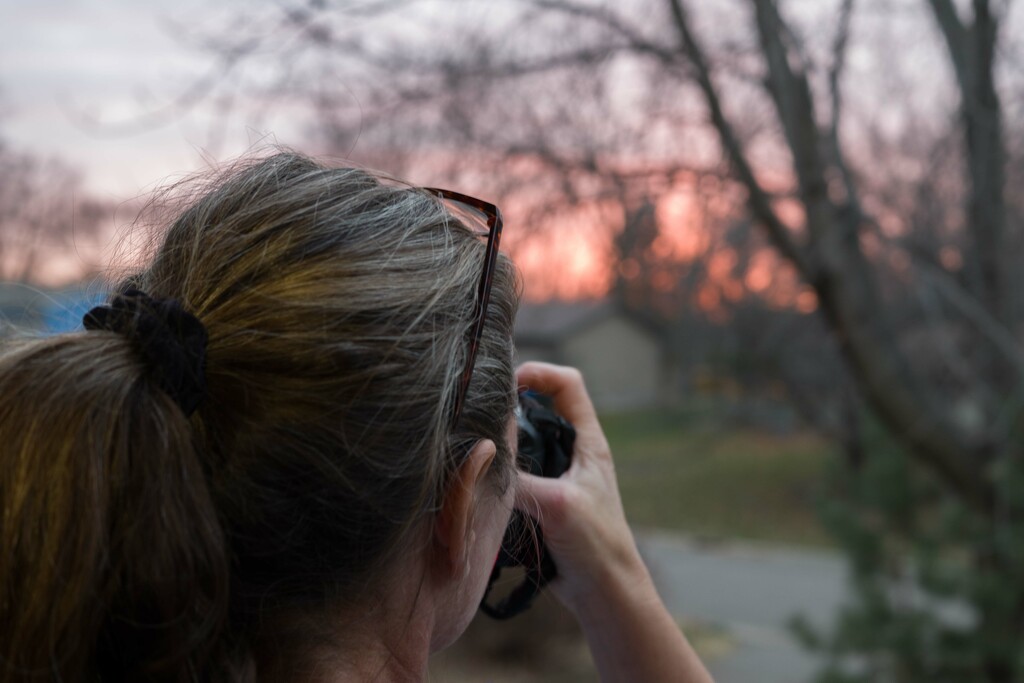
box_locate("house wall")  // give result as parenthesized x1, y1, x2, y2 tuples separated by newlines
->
(562, 315, 661, 412)
(514, 342, 562, 366)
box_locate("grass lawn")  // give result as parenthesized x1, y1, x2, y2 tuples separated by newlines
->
(601, 407, 836, 547)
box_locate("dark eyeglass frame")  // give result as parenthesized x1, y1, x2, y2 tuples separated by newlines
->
(422, 188, 504, 428)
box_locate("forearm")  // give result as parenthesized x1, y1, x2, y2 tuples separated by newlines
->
(571, 553, 714, 683)
(513, 363, 713, 682)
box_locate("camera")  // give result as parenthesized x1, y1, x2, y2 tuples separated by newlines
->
(479, 392, 575, 620)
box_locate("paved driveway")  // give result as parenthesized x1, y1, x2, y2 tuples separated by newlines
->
(638, 530, 849, 683)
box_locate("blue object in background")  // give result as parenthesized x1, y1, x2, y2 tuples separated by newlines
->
(41, 289, 108, 334)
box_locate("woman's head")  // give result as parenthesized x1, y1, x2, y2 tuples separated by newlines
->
(0, 152, 521, 681)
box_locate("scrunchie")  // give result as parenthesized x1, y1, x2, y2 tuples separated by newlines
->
(83, 288, 208, 417)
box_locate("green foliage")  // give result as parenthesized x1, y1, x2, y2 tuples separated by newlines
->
(602, 405, 832, 546)
(793, 424, 1024, 683)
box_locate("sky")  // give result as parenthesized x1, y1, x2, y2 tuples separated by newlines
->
(2, 0, 616, 296)
(2, 0, 309, 200)
(3, 0, 981, 303)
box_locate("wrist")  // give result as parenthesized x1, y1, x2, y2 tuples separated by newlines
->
(563, 550, 712, 683)
(562, 544, 658, 624)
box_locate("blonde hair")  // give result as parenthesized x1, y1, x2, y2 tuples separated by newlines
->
(0, 152, 520, 681)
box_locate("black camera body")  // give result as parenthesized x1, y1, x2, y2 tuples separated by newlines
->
(479, 392, 575, 620)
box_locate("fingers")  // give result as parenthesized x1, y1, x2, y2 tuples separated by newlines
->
(516, 362, 601, 437)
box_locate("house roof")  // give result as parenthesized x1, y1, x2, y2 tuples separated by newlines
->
(515, 299, 612, 343)
(515, 298, 664, 345)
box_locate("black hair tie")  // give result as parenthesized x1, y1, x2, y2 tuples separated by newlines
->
(83, 288, 208, 417)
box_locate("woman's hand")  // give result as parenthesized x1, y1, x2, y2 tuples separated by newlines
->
(513, 361, 647, 613)
(514, 361, 714, 683)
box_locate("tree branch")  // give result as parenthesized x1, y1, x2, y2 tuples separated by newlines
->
(827, 0, 862, 216)
(666, 0, 811, 275)
(670, 0, 993, 510)
(928, 0, 1009, 324)
(526, 0, 682, 67)
(929, 0, 971, 91)
(752, 0, 835, 249)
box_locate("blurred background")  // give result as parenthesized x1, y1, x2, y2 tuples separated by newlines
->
(4, 0, 1024, 681)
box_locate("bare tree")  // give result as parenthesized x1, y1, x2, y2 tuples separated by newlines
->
(0, 140, 105, 284)
(670, 0, 1020, 505)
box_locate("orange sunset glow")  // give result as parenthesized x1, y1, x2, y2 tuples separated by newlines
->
(507, 181, 818, 317)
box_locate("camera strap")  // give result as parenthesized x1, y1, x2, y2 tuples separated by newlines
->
(479, 518, 558, 619)
(479, 394, 575, 619)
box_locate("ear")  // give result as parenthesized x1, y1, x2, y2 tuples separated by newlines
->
(434, 439, 497, 578)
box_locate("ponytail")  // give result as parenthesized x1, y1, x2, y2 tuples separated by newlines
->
(0, 333, 230, 682)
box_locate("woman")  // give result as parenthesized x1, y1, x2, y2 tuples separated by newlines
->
(0, 152, 712, 682)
